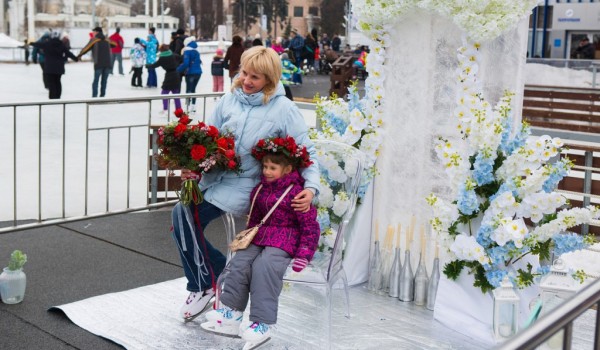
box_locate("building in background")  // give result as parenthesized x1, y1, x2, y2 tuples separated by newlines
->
(529, 0, 600, 59)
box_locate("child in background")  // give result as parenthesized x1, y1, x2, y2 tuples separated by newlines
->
(130, 38, 146, 88)
(280, 53, 298, 101)
(146, 44, 182, 113)
(201, 136, 320, 349)
(211, 48, 225, 93)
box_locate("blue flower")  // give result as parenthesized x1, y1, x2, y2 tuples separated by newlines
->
(552, 232, 586, 256)
(476, 224, 494, 246)
(487, 245, 510, 266)
(501, 123, 530, 155)
(473, 152, 495, 186)
(317, 210, 331, 232)
(485, 269, 508, 288)
(326, 112, 349, 135)
(457, 185, 479, 215)
(542, 159, 570, 193)
(490, 180, 519, 202)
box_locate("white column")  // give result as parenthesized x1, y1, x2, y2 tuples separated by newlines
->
(8, 0, 26, 40)
(0, 0, 5, 34)
(27, 0, 34, 40)
(226, 14, 233, 41)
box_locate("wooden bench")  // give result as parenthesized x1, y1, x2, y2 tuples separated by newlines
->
(523, 85, 600, 134)
(558, 142, 600, 235)
(329, 55, 354, 98)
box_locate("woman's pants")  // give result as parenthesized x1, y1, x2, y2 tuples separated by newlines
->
(220, 244, 291, 324)
(184, 74, 201, 105)
(161, 88, 182, 110)
(171, 200, 227, 292)
(131, 67, 143, 87)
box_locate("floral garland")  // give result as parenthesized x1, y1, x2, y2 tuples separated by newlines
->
(251, 136, 313, 169)
(427, 38, 600, 293)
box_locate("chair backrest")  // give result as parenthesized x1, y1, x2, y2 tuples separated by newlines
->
(312, 140, 365, 281)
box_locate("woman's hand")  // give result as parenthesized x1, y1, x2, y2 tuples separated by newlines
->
(180, 169, 200, 181)
(292, 189, 314, 213)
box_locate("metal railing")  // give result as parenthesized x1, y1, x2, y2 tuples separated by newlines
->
(497, 277, 600, 350)
(0, 93, 316, 234)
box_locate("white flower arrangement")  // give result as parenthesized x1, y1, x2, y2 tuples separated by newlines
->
(354, 0, 540, 41)
(427, 37, 600, 293)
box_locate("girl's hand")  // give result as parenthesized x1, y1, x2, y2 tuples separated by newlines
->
(292, 189, 314, 213)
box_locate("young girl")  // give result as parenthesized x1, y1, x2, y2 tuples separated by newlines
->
(201, 136, 320, 349)
(147, 44, 182, 113)
(211, 48, 225, 93)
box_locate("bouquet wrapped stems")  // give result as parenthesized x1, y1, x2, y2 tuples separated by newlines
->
(178, 178, 203, 205)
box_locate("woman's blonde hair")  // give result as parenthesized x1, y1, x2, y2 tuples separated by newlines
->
(232, 46, 282, 104)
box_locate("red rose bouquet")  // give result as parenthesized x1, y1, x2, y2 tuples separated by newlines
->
(156, 108, 242, 205)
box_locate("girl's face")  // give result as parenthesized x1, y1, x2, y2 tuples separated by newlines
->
(262, 159, 292, 182)
(238, 67, 268, 94)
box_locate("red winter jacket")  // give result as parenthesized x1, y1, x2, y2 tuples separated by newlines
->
(248, 171, 320, 261)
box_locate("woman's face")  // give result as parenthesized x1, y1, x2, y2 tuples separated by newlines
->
(238, 67, 268, 94)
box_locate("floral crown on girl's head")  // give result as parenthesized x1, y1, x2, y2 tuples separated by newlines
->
(252, 136, 312, 168)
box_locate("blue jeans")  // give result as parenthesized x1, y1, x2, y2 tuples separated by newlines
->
(171, 200, 226, 292)
(185, 74, 201, 105)
(147, 67, 157, 87)
(92, 67, 110, 97)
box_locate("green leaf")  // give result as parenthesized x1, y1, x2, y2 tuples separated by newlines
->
(443, 260, 466, 280)
(530, 239, 552, 262)
(516, 263, 535, 288)
(468, 262, 494, 294)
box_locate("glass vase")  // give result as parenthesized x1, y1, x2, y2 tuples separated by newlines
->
(0, 267, 26, 304)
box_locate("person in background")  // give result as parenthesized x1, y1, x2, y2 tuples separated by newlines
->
(32, 32, 50, 89)
(574, 37, 595, 60)
(109, 27, 125, 75)
(280, 52, 298, 100)
(223, 35, 245, 82)
(31, 31, 78, 99)
(177, 36, 202, 113)
(77, 26, 115, 98)
(61, 33, 71, 62)
(147, 44, 182, 114)
(252, 33, 263, 46)
(271, 37, 284, 54)
(20, 39, 30, 65)
(211, 48, 225, 93)
(289, 29, 305, 69)
(130, 37, 146, 88)
(331, 33, 341, 52)
(172, 28, 188, 64)
(303, 33, 317, 73)
(320, 33, 331, 50)
(140, 27, 159, 88)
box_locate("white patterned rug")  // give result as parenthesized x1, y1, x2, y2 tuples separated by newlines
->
(52, 277, 493, 350)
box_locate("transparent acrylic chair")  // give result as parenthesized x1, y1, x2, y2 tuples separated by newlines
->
(216, 140, 365, 349)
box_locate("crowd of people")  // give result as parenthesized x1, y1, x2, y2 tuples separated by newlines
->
(27, 26, 366, 106)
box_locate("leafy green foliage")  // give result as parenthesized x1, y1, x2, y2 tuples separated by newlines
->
(7, 250, 27, 271)
(443, 260, 466, 280)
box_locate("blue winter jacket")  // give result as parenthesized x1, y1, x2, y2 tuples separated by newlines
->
(140, 34, 158, 64)
(177, 41, 202, 75)
(200, 83, 320, 216)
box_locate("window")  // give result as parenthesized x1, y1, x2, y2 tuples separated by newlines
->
(308, 7, 319, 16)
(293, 6, 303, 17)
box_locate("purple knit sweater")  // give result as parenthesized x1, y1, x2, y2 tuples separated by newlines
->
(248, 171, 320, 261)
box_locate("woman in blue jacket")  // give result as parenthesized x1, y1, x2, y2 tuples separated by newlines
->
(176, 36, 202, 113)
(172, 46, 320, 325)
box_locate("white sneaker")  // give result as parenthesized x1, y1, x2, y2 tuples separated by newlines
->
(179, 289, 215, 321)
(241, 322, 272, 349)
(201, 305, 244, 337)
